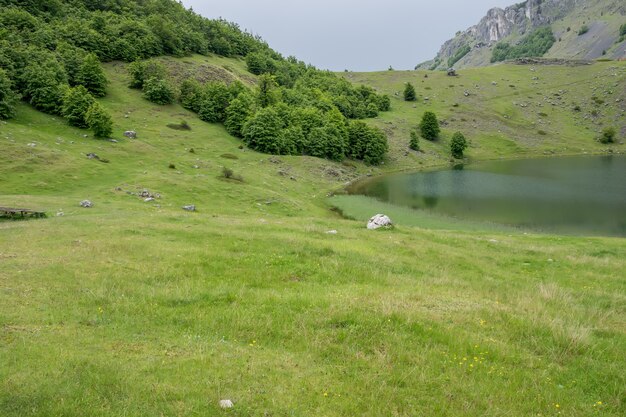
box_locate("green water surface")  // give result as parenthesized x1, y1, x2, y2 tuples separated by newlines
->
(346, 155, 626, 236)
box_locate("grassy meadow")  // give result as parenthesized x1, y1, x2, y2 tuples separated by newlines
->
(1, 55, 625, 416)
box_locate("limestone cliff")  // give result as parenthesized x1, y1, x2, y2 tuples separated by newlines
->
(420, 0, 625, 70)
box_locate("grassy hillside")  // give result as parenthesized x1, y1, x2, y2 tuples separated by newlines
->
(341, 61, 625, 170)
(1, 56, 625, 416)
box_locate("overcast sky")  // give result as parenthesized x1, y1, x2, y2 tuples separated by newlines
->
(182, 0, 514, 71)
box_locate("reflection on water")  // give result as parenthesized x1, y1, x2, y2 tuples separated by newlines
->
(348, 155, 626, 236)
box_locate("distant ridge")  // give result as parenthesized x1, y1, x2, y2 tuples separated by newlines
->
(419, 0, 626, 70)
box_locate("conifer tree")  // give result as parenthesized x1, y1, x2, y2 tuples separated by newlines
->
(404, 82, 416, 101)
(450, 131, 468, 158)
(419, 111, 440, 140)
(409, 130, 420, 151)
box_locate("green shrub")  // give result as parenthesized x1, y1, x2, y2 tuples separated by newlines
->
(179, 79, 202, 112)
(198, 81, 231, 123)
(409, 130, 420, 151)
(598, 127, 616, 144)
(21, 57, 67, 115)
(62, 85, 95, 128)
(225, 92, 255, 138)
(491, 27, 555, 62)
(448, 44, 471, 68)
(85, 102, 113, 138)
(242, 106, 284, 154)
(257, 73, 278, 108)
(419, 111, 440, 140)
(279, 126, 306, 155)
(403, 82, 416, 101)
(347, 121, 388, 165)
(366, 102, 379, 118)
(166, 120, 191, 130)
(246, 52, 275, 75)
(128, 60, 167, 89)
(0, 68, 18, 120)
(578, 25, 589, 36)
(377, 94, 391, 111)
(56, 42, 86, 86)
(76, 53, 107, 97)
(450, 131, 468, 158)
(222, 167, 243, 181)
(143, 77, 174, 105)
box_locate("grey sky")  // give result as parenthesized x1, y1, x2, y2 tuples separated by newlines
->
(182, 0, 514, 71)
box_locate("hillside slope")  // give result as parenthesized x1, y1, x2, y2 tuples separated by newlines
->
(421, 0, 626, 70)
(1, 55, 625, 417)
(343, 61, 625, 170)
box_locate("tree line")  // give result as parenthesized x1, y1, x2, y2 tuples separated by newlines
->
(130, 60, 389, 164)
(0, 0, 390, 162)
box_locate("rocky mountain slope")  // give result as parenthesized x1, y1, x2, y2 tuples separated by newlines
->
(420, 0, 626, 70)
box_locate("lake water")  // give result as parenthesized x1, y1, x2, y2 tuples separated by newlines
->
(347, 155, 626, 237)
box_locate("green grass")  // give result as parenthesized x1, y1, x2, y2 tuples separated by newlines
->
(1, 55, 625, 416)
(342, 61, 625, 170)
(329, 194, 515, 232)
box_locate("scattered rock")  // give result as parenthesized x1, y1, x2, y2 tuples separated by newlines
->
(464, 91, 470, 97)
(27, 142, 36, 147)
(138, 189, 160, 199)
(326, 230, 338, 235)
(80, 200, 93, 208)
(219, 399, 233, 409)
(447, 68, 457, 76)
(367, 214, 393, 230)
(182, 205, 196, 212)
(86, 153, 99, 160)
(56, 210, 64, 217)
(144, 197, 155, 202)
(123, 130, 137, 139)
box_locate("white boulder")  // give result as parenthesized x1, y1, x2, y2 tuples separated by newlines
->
(367, 214, 392, 230)
(219, 399, 234, 408)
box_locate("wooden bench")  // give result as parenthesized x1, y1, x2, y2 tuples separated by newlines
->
(0, 207, 47, 219)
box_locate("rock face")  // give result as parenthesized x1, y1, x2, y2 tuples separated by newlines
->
(419, 0, 625, 70)
(367, 214, 393, 230)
